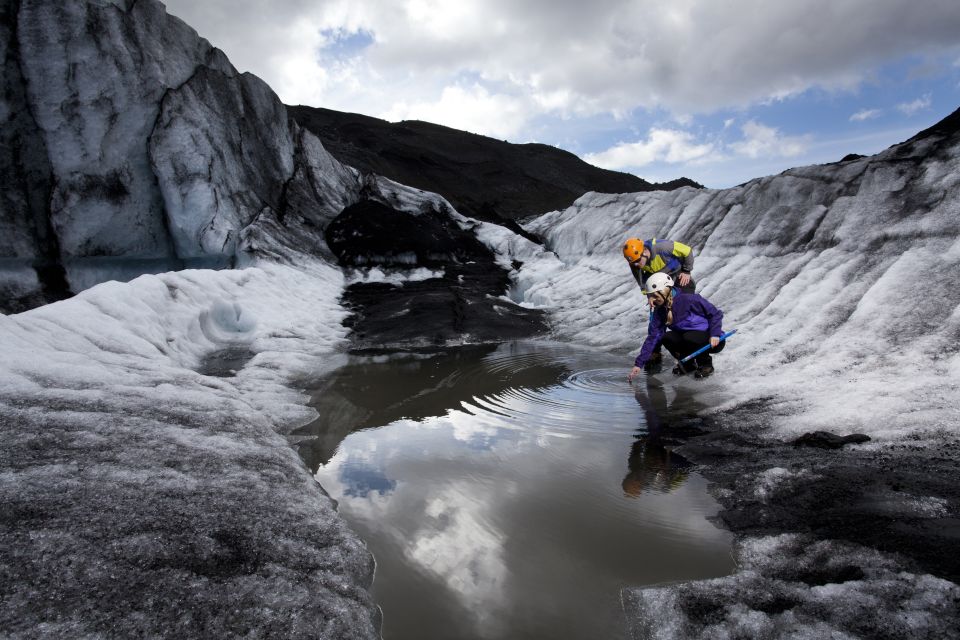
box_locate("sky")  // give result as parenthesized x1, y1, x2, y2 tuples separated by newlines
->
(162, 0, 960, 189)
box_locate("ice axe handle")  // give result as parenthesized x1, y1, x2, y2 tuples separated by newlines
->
(679, 329, 737, 363)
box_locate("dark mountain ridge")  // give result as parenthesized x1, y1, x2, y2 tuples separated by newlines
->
(287, 105, 703, 226)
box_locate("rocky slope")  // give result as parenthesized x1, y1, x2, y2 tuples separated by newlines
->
(325, 199, 546, 348)
(288, 105, 702, 230)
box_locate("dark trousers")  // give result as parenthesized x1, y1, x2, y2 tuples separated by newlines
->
(661, 330, 725, 368)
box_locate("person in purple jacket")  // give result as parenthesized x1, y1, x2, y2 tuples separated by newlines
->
(628, 272, 726, 381)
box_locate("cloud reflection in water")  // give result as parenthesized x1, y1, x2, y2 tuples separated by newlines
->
(312, 342, 734, 640)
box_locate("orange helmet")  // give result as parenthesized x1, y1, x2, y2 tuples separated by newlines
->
(623, 238, 645, 262)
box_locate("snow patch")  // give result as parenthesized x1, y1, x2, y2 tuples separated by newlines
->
(345, 266, 445, 285)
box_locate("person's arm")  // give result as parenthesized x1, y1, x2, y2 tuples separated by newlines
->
(672, 241, 694, 274)
(697, 295, 724, 346)
(629, 310, 666, 380)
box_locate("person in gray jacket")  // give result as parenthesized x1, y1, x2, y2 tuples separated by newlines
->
(622, 237, 696, 294)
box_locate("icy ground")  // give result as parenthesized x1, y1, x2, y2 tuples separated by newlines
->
(0, 262, 382, 638)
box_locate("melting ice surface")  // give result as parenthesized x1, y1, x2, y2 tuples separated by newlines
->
(296, 341, 734, 640)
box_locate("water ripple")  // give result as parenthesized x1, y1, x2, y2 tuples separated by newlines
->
(565, 368, 637, 395)
(462, 356, 643, 437)
(306, 342, 649, 443)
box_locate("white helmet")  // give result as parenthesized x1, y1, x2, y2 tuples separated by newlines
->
(644, 272, 674, 295)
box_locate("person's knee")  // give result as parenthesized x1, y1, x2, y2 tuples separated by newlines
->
(682, 331, 709, 347)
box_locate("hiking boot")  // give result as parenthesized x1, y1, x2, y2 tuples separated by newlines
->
(694, 365, 715, 379)
(672, 363, 689, 376)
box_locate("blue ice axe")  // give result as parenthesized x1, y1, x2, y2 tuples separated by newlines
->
(679, 329, 738, 364)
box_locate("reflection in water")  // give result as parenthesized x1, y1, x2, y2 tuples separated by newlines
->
(622, 436, 692, 496)
(340, 464, 397, 498)
(622, 379, 704, 496)
(306, 342, 734, 640)
(293, 344, 568, 471)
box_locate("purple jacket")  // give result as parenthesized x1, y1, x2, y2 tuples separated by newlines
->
(634, 291, 724, 368)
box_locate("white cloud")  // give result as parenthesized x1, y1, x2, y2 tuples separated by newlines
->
(850, 108, 882, 122)
(448, 409, 502, 442)
(896, 94, 933, 116)
(586, 120, 815, 174)
(584, 129, 714, 169)
(405, 483, 509, 633)
(383, 84, 531, 138)
(730, 121, 811, 158)
(162, 0, 960, 126)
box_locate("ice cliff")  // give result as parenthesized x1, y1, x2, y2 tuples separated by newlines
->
(0, 0, 445, 314)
